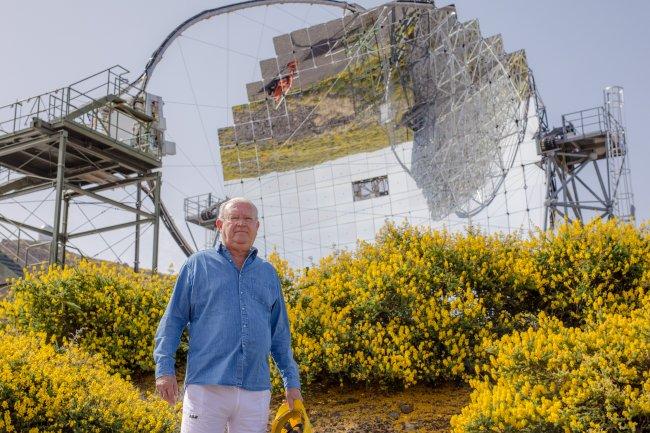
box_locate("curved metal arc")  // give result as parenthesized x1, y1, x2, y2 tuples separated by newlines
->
(137, 0, 366, 91)
(130, 0, 368, 258)
(136, 0, 444, 91)
(137, 0, 532, 238)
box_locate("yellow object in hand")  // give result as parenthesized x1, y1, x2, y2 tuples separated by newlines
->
(271, 400, 312, 433)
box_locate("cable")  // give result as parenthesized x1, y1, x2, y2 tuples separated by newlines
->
(67, 188, 139, 234)
(179, 34, 261, 60)
(233, 9, 285, 35)
(92, 221, 150, 261)
(165, 100, 230, 110)
(74, 202, 124, 263)
(176, 40, 222, 193)
(115, 222, 153, 261)
(250, 6, 270, 82)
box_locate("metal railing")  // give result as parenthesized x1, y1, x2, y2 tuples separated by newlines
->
(23, 240, 87, 269)
(0, 66, 160, 158)
(184, 193, 226, 224)
(560, 106, 622, 138)
(23, 240, 52, 269)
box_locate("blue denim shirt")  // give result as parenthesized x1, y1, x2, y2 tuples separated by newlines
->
(153, 244, 300, 391)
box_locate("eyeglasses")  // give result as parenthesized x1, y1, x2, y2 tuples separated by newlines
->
(223, 216, 257, 224)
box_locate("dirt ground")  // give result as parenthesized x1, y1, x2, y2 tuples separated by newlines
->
(279, 383, 471, 433)
(136, 372, 470, 433)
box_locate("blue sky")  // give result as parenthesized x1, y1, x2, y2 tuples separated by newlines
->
(1, 0, 648, 268)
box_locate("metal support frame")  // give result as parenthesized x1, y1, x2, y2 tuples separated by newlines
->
(0, 215, 52, 237)
(541, 87, 635, 229)
(61, 197, 70, 266)
(50, 131, 67, 264)
(134, 182, 141, 272)
(0, 62, 197, 271)
(603, 86, 635, 222)
(0, 152, 166, 270)
(67, 218, 155, 239)
(152, 171, 162, 272)
(183, 192, 227, 250)
(0, 139, 53, 157)
(0, 181, 54, 201)
(65, 183, 155, 219)
(66, 173, 157, 197)
(543, 151, 612, 229)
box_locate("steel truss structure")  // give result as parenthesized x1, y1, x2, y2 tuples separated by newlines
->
(538, 86, 635, 229)
(0, 67, 168, 270)
(213, 0, 533, 219)
(0, 0, 635, 269)
(379, 4, 532, 218)
(0, 0, 365, 267)
(183, 193, 227, 250)
(176, 0, 543, 259)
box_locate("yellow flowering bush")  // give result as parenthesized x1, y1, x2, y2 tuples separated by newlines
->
(0, 260, 177, 377)
(275, 223, 542, 387)
(269, 220, 650, 389)
(1, 219, 647, 394)
(0, 330, 179, 432)
(532, 219, 650, 326)
(451, 296, 650, 433)
(269, 250, 299, 305)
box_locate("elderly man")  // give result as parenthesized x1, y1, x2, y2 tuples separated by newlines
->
(154, 197, 302, 433)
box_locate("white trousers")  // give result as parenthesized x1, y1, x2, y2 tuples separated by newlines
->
(180, 384, 271, 433)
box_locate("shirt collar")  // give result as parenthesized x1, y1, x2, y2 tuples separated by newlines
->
(217, 242, 258, 262)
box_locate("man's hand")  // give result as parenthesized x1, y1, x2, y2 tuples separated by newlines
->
(156, 375, 178, 405)
(286, 387, 302, 410)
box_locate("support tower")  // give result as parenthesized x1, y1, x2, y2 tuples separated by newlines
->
(539, 86, 635, 229)
(0, 66, 171, 271)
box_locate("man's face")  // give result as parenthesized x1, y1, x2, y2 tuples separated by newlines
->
(215, 202, 260, 254)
